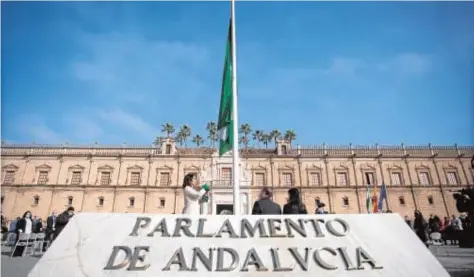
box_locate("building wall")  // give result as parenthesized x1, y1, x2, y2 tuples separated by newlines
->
(1, 141, 473, 220)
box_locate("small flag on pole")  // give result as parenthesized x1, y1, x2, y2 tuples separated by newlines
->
(378, 183, 388, 212)
(366, 184, 372, 214)
(217, 20, 234, 157)
(372, 185, 379, 213)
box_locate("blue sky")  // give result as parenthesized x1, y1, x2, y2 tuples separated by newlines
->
(1, 2, 473, 147)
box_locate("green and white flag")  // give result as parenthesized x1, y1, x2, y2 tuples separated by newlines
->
(217, 19, 234, 157)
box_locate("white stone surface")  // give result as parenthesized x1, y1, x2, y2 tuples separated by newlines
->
(28, 213, 450, 277)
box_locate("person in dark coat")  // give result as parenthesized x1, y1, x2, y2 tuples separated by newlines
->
(45, 212, 57, 241)
(283, 188, 308, 214)
(252, 187, 282, 215)
(53, 207, 75, 242)
(12, 211, 34, 257)
(414, 210, 429, 247)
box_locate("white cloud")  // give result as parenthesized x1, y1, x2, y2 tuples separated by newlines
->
(96, 109, 158, 137)
(16, 115, 64, 144)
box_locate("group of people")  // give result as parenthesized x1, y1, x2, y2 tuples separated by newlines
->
(406, 211, 468, 247)
(1, 207, 75, 257)
(181, 172, 316, 215)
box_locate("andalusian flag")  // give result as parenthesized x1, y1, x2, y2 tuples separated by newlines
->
(217, 19, 234, 157)
(372, 185, 379, 213)
(366, 185, 372, 213)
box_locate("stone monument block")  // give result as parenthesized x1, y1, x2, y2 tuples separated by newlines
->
(28, 213, 449, 277)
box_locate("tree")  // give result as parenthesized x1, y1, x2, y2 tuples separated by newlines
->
(284, 129, 296, 144)
(261, 133, 272, 148)
(192, 135, 205, 147)
(177, 125, 192, 147)
(269, 129, 281, 144)
(239, 123, 252, 149)
(206, 121, 218, 149)
(252, 130, 263, 147)
(161, 123, 175, 138)
(239, 136, 249, 148)
(153, 137, 161, 146)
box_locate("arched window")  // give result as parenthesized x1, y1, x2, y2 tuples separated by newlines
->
(398, 196, 405, 205)
(342, 197, 349, 207)
(129, 197, 135, 207)
(33, 195, 40, 205)
(427, 195, 434, 205)
(98, 196, 104, 206)
(68, 196, 73, 206)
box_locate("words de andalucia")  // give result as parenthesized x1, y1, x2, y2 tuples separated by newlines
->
(103, 217, 383, 272)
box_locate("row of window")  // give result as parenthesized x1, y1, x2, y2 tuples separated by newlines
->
(281, 170, 460, 187)
(27, 195, 167, 208)
(8, 193, 433, 210)
(340, 195, 435, 207)
(1, 170, 171, 186)
(1, 167, 463, 187)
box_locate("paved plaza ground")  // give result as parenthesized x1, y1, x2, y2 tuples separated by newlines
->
(1, 245, 473, 277)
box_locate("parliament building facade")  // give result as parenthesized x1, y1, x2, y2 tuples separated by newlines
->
(1, 138, 473, 219)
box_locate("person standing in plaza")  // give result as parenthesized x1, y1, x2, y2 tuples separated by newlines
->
(283, 188, 308, 214)
(11, 211, 33, 257)
(251, 187, 281, 215)
(45, 212, 57, 242)
(414, 210, 429, 247)
(181, 173, 210, 215)
(53, 207, 75, 242)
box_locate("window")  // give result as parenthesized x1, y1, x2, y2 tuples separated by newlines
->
(38, 171, 49, 184)
(33, 195, 40, 205)
(391, 172, 402, 186)
(399, 196, 405, 205)
(337, 172, 348, 186)
(3, 171, 15, 184)
(255, 173, 265, 186)
(165, 144, 172, 154)
(129, 197, 135, 207)
(71, 171, 82, 185)
(309, 172, 321, 186)
(427, 196, 434, 205)
(342, 197, 349, 207)
(447, 172, 458, 185)
(130, 172, 141, 186)
(159, 198, 166, 208)
(419, 172, 430, 186)
(68, 196, 73, 206)
(281, 145, 288, 154)
(364, 172, 375, 185)
(221, 168, 232, 181)
(160, 173, 171, 186)
(100, 172, 111, 185)
(1, 196, 4, 205)
(282, 173, 293, 186)
(98, 197, 104, 206)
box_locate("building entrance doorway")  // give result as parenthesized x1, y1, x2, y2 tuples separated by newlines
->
(216, 204, 233, 215)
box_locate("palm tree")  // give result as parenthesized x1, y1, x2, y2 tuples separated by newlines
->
(192, 135, 205, 147)
(175, 133, 184, 146)
(269, 129, 281, 144)
(239, 136, 249, 149)
(206, 121, 218, 148)
(178, 125, 192, 147)
(153, 136, 161, 146)
(284, 129, 296, 144)
(261, 133, 272, 148)
(252, 130, 263, 147)
(161, 123, 175, 138)
(239, 124, 252, 137)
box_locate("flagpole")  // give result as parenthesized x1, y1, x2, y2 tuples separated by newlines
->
(230, 0, 241, 215)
